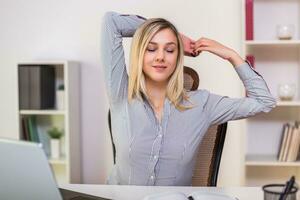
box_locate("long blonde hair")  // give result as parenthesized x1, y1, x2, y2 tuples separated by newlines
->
(128, 18, 192, 111)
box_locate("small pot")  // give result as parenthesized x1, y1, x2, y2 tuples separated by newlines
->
(50, 139, 60, 159)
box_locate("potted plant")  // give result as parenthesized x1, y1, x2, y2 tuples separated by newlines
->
(47, 127, 63, 159)
(56, 84, 65, 110)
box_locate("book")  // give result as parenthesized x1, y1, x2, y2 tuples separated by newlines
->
(40, 65, 55, 109)
(21, 117, 30, 141)
(283, 125, 294, 161)
(27, 116, 40, 143)
(245, 0, 254, 40)
(286, 126, 297, 162)
(287, 122, 300, 162)
(245, 55, 255, 97)
(143, 191, 236, 200)
(30, 65, 56, 109)
(278, 123, 289, 161)
(246, 55, 255, 68)
(37, 126, 51, 157)
(30, 66, 42, 109)
(18, 66, 30, 109)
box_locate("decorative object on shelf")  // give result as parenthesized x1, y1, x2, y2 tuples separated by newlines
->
(276, 24, 295, 40)
(56, 84, 65, 110)
(278, 83, 296, 101)
(47, 127, 63, 159)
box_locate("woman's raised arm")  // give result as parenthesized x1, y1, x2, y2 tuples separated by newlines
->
(101, 11, 146, 104)
(192, 37, 276, 125)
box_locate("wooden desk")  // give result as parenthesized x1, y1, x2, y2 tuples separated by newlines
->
(60, 184, 264, 200)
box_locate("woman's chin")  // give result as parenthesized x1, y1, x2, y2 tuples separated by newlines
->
(146, 76, 169, 84)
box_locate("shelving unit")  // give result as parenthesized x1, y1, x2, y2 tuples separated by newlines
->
(242, 0, 300, 186)
(17, 61, 81, 184)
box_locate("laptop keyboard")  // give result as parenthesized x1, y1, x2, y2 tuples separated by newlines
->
(59, 188, 110, 200)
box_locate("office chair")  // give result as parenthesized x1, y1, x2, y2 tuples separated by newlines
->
(107, 66, 227, 186)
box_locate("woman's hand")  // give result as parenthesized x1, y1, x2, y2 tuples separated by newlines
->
(193, 37, 245, 67)
(180, 34, 196, 57)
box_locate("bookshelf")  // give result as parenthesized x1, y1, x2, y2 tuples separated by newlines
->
(242, 0, 300, 186)
(17, 61, 81, 184)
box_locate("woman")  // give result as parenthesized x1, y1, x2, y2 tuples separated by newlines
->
(101, 11, 276, 186)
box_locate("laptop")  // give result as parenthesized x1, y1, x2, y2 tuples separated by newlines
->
(0, 138, 110, 200)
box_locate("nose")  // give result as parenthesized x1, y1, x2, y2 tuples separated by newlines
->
(155, 49, 165, 62)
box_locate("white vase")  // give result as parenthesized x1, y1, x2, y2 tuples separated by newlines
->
(50, 139, 60, 159)
(56, 90, 64, 110)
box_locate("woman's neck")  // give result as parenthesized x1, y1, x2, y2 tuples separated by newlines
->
(145, 78, 167, 109)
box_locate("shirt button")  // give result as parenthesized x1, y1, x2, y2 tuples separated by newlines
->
(154, 155, 158, 159)
(150, 175, 154, 179)
(158, 134, 162, 138)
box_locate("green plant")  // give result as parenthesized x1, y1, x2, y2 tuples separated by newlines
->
(47, 127, 63, 139)
(58, 84, 64, 90)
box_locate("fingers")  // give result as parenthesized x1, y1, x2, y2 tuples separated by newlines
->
(194, 46, 212, 54)
(191, 51, 200, 57)
(195, 38, 210, 48)
(184, 37, 215, 57)
(190, 41, 195, 47)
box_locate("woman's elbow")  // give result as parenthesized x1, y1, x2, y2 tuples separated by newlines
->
(261, 96, 277, 113)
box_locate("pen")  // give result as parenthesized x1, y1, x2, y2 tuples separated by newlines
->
(279, 176, 295, 200)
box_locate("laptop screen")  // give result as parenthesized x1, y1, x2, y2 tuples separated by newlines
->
(0, 138, 63, 200)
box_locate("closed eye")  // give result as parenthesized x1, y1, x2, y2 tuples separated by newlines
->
(146, 48, 156, 52)
(166, 49, 175, 53)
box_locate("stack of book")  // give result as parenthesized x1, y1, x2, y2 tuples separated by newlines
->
(21, 116, 50, 156)
(277, 122, 300, 162)
(18, 65, 56, 110)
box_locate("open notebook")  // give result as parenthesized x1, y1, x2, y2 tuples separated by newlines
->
(143, 191, 238, 200)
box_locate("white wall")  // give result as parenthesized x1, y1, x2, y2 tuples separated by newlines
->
(0, 0, 245, 185)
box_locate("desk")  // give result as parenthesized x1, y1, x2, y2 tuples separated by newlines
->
(59, 184, 264, 200)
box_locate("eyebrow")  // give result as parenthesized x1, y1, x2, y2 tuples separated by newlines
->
(148, 42, 177, 46)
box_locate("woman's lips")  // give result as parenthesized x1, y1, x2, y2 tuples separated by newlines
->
(152, 65, 167, 72)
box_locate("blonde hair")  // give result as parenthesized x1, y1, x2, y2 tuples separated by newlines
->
(128, 18, 192, 111)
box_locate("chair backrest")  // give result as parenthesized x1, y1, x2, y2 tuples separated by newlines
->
(191, 122, 227, 186)
(183, 66, 227, 186)
(108, 66, 227, 186)
(108, 110, 116, 164)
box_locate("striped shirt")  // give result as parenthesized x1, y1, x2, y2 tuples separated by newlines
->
(101, 11, 276, 186)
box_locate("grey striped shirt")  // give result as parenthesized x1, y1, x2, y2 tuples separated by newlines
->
(101, 11, 276, 186)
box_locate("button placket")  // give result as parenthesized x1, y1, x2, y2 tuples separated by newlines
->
(147, 99, 170, 185)
(147, 124, 164, 185)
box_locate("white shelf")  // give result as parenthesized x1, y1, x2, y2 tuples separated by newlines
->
(246, 155, 300, 167)
(20, 110, 65, 115)
(245, 40, 300, 46)
(49, 157, 67, 165)
(276, 101, 300, 107)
